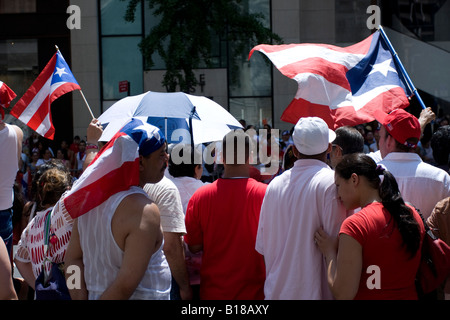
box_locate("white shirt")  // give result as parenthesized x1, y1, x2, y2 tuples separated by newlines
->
(256, 159, 348, 300)
(379, 152, 450, 219)
(0, 124, 18, 210)
(143, 176, 186, 234)
(78, 187, 171, 300)
(367, 150, 382, 163)
(168, 176, 209, 213)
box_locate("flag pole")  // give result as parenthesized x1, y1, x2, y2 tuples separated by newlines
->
(55, 45, 96, 119)
(378, 26, 427, 110)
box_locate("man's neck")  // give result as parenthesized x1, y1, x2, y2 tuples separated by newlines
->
(222, 164, 250, 179)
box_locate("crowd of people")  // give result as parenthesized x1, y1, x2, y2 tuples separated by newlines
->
(0, 104, 450, 300)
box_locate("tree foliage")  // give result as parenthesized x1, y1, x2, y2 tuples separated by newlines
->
(122, 0, 283, 92)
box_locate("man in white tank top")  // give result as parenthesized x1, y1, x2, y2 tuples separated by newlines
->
(65, 120, 171, 300)
(0, 119, 23, 258)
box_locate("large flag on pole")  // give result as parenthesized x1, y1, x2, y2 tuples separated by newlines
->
(10, 50, 81, 139)
(249, 30, 413, 129)
(0, 81, 16, 119)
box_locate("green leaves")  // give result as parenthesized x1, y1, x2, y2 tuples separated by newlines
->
(123, 0, 283, 92)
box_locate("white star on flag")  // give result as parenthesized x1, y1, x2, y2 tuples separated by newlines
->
(369, 59, 397, 77)
(54, 67, 68, 77)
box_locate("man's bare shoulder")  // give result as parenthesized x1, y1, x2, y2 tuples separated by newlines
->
(116, 192, 160, 225)
(112, 191, 161, 250)
(11, 124, 23, 141)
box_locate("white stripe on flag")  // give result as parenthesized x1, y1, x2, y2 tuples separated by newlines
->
(70, 135, 138, 193)
(35, 112, 52, 136)
(293, 72, 352, 109)
(50, 81, 66, 95)
(259, 45, 366, 70)
(19, 77, 52, 123)
(293, 72, 400, 111)
(344, 85, 400, 111)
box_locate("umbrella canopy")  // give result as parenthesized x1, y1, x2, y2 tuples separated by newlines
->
(98, 91, 242, 144)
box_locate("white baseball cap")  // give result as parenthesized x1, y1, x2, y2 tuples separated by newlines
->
(292, 117, 336, 155)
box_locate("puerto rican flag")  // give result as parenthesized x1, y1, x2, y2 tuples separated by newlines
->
(249, 30, 412, 129)
(63, 118, 165, 219)
(0, 81, 16, 119)
(10, 51, 80, 139)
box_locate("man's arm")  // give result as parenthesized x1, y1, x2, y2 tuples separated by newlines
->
(83, 118, 103, 171)
(163, 232, 193, 300)
(184, 197, 203, 254)
(418, 107, 436, 133)
(12, 124, 23, 164)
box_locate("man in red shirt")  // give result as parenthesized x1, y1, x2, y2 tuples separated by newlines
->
(184, 130, 267, 300)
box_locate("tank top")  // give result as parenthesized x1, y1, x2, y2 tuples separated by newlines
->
(0, 124, 18, 210)
(77, 186, 171, 300)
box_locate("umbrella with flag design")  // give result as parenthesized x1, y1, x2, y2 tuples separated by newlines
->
(98, 91, 243, 144)
(249, 29, 415, 129)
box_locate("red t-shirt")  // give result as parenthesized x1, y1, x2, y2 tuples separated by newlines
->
(184, 178, 267, 300)
(340, 202, 425, 300)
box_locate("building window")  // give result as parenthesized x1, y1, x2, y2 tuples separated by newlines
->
(0, 0, 36, 13)
(0, 39, 38, 99)
(335, 0, 372, 43)
(228, 0, 273, 129)
(99, 0, 274, 129)
(99, 0, 143, 101)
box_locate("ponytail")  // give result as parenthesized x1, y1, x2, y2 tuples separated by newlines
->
(335, 153, 421, 257)
(378, 169, 421, 258)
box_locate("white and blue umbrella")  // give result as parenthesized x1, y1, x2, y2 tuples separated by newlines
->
(98, 91, 242, 144)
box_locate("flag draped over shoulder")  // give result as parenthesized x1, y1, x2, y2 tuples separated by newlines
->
(10, 51, 80, 139)
(63, 118, 166, 219)
(0, 81, 16, 119)
(249, 30, 412, 129)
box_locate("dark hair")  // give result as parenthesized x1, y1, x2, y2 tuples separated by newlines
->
(222, 129, 251, 165)
(335, 153, 421, 258)
(334, 126, 365, 155)
(30, 159, 71, 205)
(38, 167, 72, 207)
(382, 129, 418, 152)
(431, 125, 450, 167)
(168, 146, 201, 178)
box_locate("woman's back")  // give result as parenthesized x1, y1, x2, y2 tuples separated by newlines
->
(341, 202, 425, 299)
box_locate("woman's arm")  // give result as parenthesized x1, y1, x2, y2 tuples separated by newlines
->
(64, 219, 88, 299)
(1, 240, 17, 299)
(315, 228, 362, 300)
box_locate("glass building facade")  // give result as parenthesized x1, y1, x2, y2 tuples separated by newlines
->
(98, 0, 274, 129)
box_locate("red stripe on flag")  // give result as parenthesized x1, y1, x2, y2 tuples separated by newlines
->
(281, 87, 410, 129)
(63, 159, 140, 219)
(43, 111, 55, 140)
(26, 96, 50, 130)
(278, 57, 351, 91)
(87, 131, 126, 167)
(10, 54, 56, 117)
(249, 34, 373, 60)
(281, 99, 337, 128)
(50, 82, 81, 103)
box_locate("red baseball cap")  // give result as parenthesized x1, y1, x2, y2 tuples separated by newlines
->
(374, 109, 421, 146)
